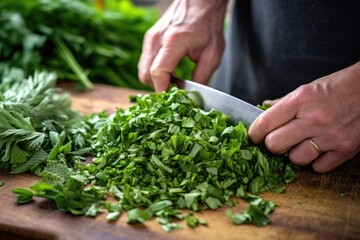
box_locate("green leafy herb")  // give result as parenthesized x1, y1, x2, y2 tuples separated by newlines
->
(106, 202, 123, 221)
(162, 223, 183, 232)
(256, 103, 272, 111)
(24, 176, 107, 216)
(106, 211, 121, 221)
(226, 196, 276, 227)
(90, 87, 294, 209)
(126, 208, 152, 224)
(339, 192, 348, 198)
(185, 212, 207, 228)
(6, 84, 295, 230)
(0, 181, 4, 186)
(12, 188, 34, 204)
(0, 68, 104, 178)
(85, 87, 294, 227)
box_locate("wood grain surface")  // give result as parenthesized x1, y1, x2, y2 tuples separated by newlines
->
(1, 83, 359, 240)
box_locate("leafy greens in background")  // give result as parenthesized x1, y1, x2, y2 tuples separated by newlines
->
(0, 0, 194, 90)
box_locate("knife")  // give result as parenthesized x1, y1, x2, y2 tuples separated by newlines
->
(171, 77, 263, 126)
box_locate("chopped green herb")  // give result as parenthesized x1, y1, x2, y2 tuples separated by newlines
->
(272, 186, 286, 194)
(156, 217, 171, 225)
(126, 208, 152, 224)
(107, 211, 121, 221)
(256, 103, 271, 111)
(162, 223, 183, 232)
(226, 196, 276, 227)
(339, 192, 348, 198)
(185, 212, 207, 228)
(0, 181, 4, 186)
(12, 188, 34, 204)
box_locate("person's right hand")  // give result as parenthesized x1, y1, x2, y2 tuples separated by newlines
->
(138, 0, 228, 92)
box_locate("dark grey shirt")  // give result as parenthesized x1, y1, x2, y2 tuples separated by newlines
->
(213, 0, 360, 104)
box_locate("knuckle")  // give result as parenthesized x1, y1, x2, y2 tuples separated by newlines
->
(338, 139, 355, 153)
(290, 84, 314, 105)
(310, 112, 330, 126)
(326, 128, 339, 141)
(138, 71, 148, 83)
(164, 26, 196, 45)
(265, 134, 283, 154)
(149, 66, 161, 78)
(288, 149, 311, 166)
(203, 54, 221, 70)
(149, 68, 156, 78)
(145, 29, 161, 46)
(164, 29, 184, 43)
(303, 111, 331, 131)
(289, 155, 307, 166)
(256, 114, 272, 132)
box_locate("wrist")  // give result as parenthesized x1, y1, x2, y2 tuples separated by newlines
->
(353, 61, 360, 80)
(350, 61, 360, 95)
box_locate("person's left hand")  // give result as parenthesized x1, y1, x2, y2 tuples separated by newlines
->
(248, 62, 360, 173)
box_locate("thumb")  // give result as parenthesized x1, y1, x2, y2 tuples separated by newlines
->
(150, 44, 187, 92)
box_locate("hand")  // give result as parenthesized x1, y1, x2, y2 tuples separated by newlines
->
(248, 62, 360, 173)
(138, 0, 228, 92)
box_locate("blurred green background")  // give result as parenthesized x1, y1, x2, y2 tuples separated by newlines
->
(0, 0, 194, 90)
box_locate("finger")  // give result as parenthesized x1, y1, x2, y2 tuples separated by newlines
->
(150, 44, 187, 92)
(192, 48, 222, 85)
(263, 98, 281, 106)
(248, 97, 298, 144)
(264, 118, 321, 154)
(138, 33, 161, 87)
(311, 151, 350, 173)
(138, 52, 154, 87)
(288, 138, 322, 166)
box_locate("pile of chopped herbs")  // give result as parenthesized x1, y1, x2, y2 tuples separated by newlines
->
(0, 0, 194, 90)
(92, 87, 295, 204)
(7, 77, 296, 231)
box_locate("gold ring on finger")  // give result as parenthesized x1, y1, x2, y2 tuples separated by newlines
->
(308, 138, 323, 155)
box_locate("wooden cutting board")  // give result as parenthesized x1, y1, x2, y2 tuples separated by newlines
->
(1, 83, 359, 240)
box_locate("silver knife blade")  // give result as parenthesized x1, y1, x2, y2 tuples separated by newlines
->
(171, 77, 263, 126)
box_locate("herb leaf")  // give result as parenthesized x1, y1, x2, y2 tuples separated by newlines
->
(226, 196, 276, 227)
(12, 188, 34, 204)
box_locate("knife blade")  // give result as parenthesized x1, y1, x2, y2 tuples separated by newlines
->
(171, 77, 263, 126)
